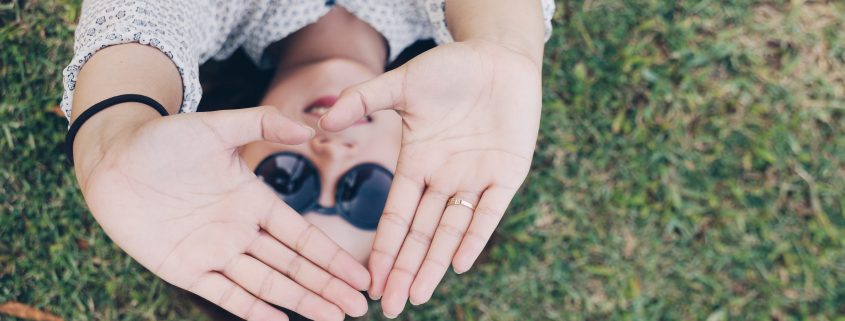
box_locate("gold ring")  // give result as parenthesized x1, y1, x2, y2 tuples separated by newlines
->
(446, 197, 475, 210)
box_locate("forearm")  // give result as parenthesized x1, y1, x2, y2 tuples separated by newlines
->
(444, 0, 546, 66)
(70, 43, 182, 187)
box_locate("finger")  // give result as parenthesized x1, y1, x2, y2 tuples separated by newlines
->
(223, 254, 344, 321)
(196, 105, 315, 148)
(189, 272, 289, 321)
(380, 187, 453, 317)
(319, 65, 407, 132)
(255, 187, 370, 291)
(368, 171, 425, 300)
(247, 232, 368, 317)
(452, 185, 519, 274)
(409, 191, 479, 305)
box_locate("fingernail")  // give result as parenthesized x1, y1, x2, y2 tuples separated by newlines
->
(298, 122, 316, 138)
(384, 313, 397, 319)
(317, 116, 326, 131)
(454, 266, 469, 275)
(369, 293, 381, 300)
(409, 289, 432, 306)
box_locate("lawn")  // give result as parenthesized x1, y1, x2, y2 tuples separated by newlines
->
(2, 0, 845, 320)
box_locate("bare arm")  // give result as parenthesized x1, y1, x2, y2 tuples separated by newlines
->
(71, 43, 182, 186)
(445, 0, 546, 66)
(68, 41, 372, 321)
(64, 2, 374, 319)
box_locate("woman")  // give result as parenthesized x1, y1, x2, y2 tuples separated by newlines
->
(194, 9, 402, 320)
(63, 1, 554, 320)
(239, 6, 403, 264)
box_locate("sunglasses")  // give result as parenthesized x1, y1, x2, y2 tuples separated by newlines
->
(254, 152, 393, 230)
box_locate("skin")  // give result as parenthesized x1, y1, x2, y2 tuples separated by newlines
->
(240, 9, 401, 263)
(70, 8, 388, 321)
(319, 0, 547, 318)
(69, 1, 547, 320)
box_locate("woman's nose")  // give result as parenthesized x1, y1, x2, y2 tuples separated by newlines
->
(309, 135, 356, 159)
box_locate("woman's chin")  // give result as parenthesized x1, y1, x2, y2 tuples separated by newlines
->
(302, 211, 375, 264)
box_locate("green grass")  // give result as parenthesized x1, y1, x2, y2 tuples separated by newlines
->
(3, 0, 845, 320)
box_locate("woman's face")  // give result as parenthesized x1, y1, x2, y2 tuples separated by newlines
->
(240, 58, 401, 262)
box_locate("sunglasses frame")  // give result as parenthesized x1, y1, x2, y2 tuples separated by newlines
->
(254, 151, 393, 230)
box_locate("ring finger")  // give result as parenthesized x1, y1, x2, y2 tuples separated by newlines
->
(408, 190, 480, 305)
(380, 187, 453, 317)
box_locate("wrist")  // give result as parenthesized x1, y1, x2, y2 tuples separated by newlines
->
(456, 38, 544, 77)
(462, 36, 544, 69)
(72, 104, 161, 189)
(444, 0, 545, 68)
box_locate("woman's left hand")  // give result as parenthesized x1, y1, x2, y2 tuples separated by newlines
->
(319, 39, 542, 318)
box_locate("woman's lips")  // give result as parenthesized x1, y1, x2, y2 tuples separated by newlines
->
(304, 95, 371, 126)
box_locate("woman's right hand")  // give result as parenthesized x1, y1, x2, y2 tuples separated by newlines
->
(72, 105, 369, 321)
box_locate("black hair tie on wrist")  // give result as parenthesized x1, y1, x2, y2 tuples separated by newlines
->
(65, 94, 169, 165)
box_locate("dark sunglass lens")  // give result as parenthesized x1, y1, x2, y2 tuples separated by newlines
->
(336, 165, 393, 230)
(254, 153, 320, 212)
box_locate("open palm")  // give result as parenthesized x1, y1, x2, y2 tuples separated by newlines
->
(76, 106, 370, 321)
(320, 40, 543, 317)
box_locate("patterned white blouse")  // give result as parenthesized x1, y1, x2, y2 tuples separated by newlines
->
(61, 0, 555, 119)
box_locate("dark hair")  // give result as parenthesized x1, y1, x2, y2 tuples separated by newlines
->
(197, 39, 435, 112)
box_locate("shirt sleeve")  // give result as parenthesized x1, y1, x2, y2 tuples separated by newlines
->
(422, 0, 556, 45)
(60, 0, 259, 120)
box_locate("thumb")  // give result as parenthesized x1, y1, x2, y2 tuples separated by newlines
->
(319, 66, 407, 132)
(195, 105, 314, 149)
